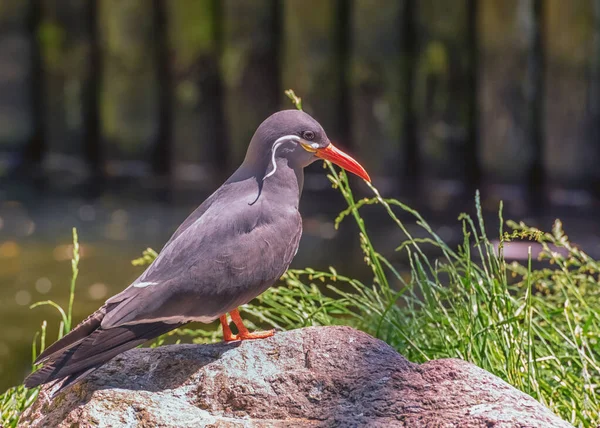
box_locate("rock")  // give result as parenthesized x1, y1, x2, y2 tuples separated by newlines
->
(20, 326, 571, 428)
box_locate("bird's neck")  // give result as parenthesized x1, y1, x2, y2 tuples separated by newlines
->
(263, 157, 304, 202)
(228, 158, 304, 207)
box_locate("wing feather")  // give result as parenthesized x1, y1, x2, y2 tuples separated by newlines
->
(25, 321, 180, 388)
(34, 307, 107, 364)
(101, 202, 302, 328)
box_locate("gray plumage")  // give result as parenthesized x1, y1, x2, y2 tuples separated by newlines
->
(25, 110, 330, 390)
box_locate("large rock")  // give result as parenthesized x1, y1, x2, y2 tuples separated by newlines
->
(20, 326, 570, 427)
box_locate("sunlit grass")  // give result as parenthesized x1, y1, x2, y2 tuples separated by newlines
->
(242, 165, 600, 427)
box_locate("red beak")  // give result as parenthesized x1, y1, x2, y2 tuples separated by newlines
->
(315, 143, 371, 182)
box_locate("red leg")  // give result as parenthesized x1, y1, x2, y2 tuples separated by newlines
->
(227, 308, 274, 341)
(220, 315, 237, 342)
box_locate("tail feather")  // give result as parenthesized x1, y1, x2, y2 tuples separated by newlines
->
(25, 321, 182, 389)
(35, 307, 107, 364)
(52, 367, 100, 396)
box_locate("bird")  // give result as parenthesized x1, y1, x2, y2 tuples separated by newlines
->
(24, 109, 370, 392)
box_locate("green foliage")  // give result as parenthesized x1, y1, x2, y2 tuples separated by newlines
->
(1, 229, 81, 427)
(0, 384, 38, 428)
(131, 247, 159, 267)
(284, 89, 303, 111)
(241, 167, 599, 427)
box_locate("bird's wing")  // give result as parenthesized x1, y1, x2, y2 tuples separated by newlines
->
(101, 195, 302, 329)
(161, 185, 223, 247)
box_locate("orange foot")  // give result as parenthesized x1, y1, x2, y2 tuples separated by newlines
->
(220, 309, 275, 342)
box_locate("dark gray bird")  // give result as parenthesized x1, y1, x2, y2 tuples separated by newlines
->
(25, 110, 370, 392)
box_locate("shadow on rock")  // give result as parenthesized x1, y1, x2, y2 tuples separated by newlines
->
(22, 341, 240, 428)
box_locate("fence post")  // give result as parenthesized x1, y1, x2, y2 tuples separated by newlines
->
(544, 0, 598, 199)
(221, 0, 280, 169)
(26, 0, 45, 177)
(152, 0, 172, 182)
(402, 0, 419, 192)
(478, 0, 539, 208)
(37, 0, 101, 186)
(593, 0, 600, 197)
(98, 0, 159, 181)
(0, 2, 35, 177)
(413, 0, 474, 208)
(167, 0, 226, 189)
(350, 0, 405, 189)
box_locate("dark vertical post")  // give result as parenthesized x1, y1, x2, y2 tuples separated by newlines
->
(26, 0, 45, 176)
(270, 0, 282, 105)
(152, 0, 172, 181)
(0, 2, 33, 176)
(592, 0, 600, 197)
(351, 0, 405, 187)
(84, 0, 102, 185)
(212, 0, 228, 177)
(528, 0, 545, 210)
(337, 0, 352, 150)
(465, 0, 480, 193)
(221, 0, 281, 169)
(39, 0, 102, 192)
(403, 0, 418, 190)
(544, 0, 597, 202)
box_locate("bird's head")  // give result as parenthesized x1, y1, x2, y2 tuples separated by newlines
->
(245, 110, 370, 182)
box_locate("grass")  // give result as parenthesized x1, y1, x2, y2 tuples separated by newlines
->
(244, 166, 600, 426)
(0, 229, 81, 427)
(1, 92, 598, 426)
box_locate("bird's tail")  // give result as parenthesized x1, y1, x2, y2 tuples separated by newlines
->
(34, 307, 108, 366)
(25, 307, 180, 391)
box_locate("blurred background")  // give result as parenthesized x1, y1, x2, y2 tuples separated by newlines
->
(1, 0, 600, 390)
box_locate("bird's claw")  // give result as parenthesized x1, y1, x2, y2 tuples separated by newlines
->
(220, 311, 275, 342)
(223, 329, 275, 342)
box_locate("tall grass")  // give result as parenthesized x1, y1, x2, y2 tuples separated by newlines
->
(242, 165, 599, 426)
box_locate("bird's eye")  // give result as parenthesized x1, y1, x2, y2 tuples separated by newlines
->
(303, 131, 315, 141)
